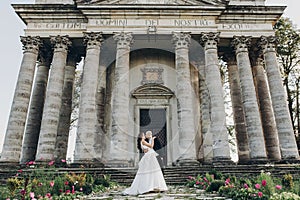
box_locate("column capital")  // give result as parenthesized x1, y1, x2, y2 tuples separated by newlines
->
(20, 36, 42, 53)
(231, 36, 252, 53)
(259, 35, 277, 54)
(172, 32, 191, 49)
(83, 32, 103, 49)
(113, 32, 133, 49)
(50, 35, 72, 52)
(199, 32, 219, 49)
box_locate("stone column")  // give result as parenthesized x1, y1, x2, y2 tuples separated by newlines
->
(199, 32, 231, 162)
(21, 49, 51, 163)
(259, 36, 299, 159)
(36, 35, 71, 162)
(95, 61, 107, 160)
(231, 36, 267, 161)
(226, 56, 250, 162)
(109, 32, 133, 166)
(55, 51, 80, 161)
(1, 36, 41, 163)
(74, 32, 102, 163)
(251, 53, 281, 160)
(198, 62, 213, 162)
(172, 32, 197, 162)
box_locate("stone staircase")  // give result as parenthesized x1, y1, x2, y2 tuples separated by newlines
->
(1, 163, 300, 186)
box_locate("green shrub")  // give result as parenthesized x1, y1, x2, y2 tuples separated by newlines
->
(206, 180, 224, 192)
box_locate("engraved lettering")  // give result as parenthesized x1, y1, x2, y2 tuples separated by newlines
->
(96, 19, 128, 26)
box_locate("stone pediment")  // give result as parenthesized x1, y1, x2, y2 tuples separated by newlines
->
(76, 0, 227, 6)
(132, 84, 174, 99)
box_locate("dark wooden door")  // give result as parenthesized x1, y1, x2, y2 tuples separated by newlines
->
(140, 108, 167, 167)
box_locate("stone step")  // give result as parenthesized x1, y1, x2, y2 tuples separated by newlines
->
(0, 164, 299, 186)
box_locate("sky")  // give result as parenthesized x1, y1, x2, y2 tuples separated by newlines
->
(0, 0, 299, 154)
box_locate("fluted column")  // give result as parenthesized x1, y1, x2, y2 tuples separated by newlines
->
(231, 36, 267, 161)
(226, 56, 250, 162)
(172, 32, 197, 162)
(109, 32, 133, 166)
(200, 32, 231, 161)
(55, 51, 80, 161)
(74, 32, 102, 163)
(36, 35, 71, 161)
(251, 53, 281, 160)
(1, 36, 41, 163)
(260, 36, 299, 159)
(21, 49, 51, 163)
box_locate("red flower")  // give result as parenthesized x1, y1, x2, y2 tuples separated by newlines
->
(65, 190, 71, 194)
(244, 183, 249, 189)
(20, 189, 26, 195)
(258, 191, 263, 197)
(195, 181, 200, 185)
(18, 169, 23, 173)
(262, 180, 267, 186)
(64, 181, 69, 185)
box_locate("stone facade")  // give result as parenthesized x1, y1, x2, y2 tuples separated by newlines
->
(1, 0, 299, 166)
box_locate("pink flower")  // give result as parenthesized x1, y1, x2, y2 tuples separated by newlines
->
(72, 185, 75, 194)
(275, 185, 282, 190)
(6, 198, 10, 200)
(30, 192, 35, 198)
(48, 160, 55, 166)
(64, 181, 69, 185)
(80, 187, 83, 191)
(244, 183, 249, 189)
(195, 181, 200, 185)
(61, 159, 66, 163)
(18, 169, 23, 173)
(255, 183, 261, 189)
(188, 176, 193, 180)
(258, 192, 263, 197)
(50, 181, 54, 187)
(262, 180, 267, 186)
(225, 178, 230, 185)
(38, 182, 43, 186)
(65, 190, 71, 194)
(45, 193, 51, 198)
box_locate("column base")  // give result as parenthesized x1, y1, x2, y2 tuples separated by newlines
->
(276, 158, 300, 164)
(0, 161, 20, 168)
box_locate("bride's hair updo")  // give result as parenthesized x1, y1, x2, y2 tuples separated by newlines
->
(137, 132, 144, 153)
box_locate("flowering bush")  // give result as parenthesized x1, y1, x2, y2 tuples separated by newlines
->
(187, 170, 300, 200)
(0, 160, 117, 200)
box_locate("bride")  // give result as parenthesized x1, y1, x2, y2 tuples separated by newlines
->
(123, 131, 168, 195)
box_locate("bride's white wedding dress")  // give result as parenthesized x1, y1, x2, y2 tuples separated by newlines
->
(123, 142, 168, 195)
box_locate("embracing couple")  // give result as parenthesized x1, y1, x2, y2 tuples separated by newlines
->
(123, 131, 168, 195)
